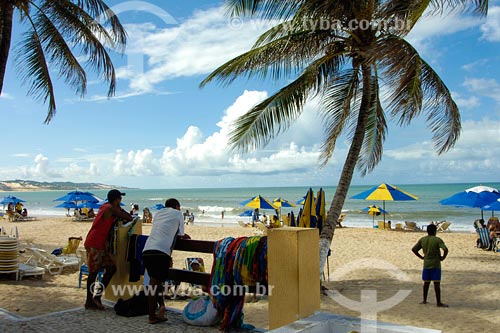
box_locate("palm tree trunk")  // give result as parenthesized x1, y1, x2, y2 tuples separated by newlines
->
(318, 63, 373, 278)
(0, 2, 14, 94)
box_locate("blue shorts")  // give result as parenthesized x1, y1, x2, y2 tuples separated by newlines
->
(422, 268, 441, 282)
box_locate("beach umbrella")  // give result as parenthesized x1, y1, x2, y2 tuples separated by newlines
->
(153, 203, 165, 210)
(54, 191, 99, 205)
(239, 209, 254, 217)
(299, 188, 317, 228)
(351, 183, 418, 224)
(240, 195, 277, 210)
(0, 195, 26, 205)
(290, 211, 296, 227)
(481, 198, 500, 215)
(440, 185, 500, 219)
(273, 197, 295, 221)
(361, 205, 389, 228)
(77, 201, 102, 209)
(315, 188, 326, 231)
(55, 201, 77, 209)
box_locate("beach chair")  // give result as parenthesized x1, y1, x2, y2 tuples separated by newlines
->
(404, 221, 421, 231)
(254, 222, 268, 235)
(238, 220, 250, 228)
(337, 213, 346, 228)
(24, 247, 80, 275)
(18, 263, 45, 280)
(437, 221, 452, 232)
(476, 227, 490, 249)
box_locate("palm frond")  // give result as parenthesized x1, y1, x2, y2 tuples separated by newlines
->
(16, 28, 56, 123)
(375, 35, 423, 125)
(224, 0, 302, 20)
(420, 59, 461, 154)
(357, 78, 387, 176)
(76, 0, 127, 49)
(230, 53, 345, 152)
(201, 29, 335, 88)
(46, 1, 118, 97)
(33, 8, 87, 97)
(319, 68, 360, 165)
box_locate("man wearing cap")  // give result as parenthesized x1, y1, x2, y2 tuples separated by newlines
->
(142, 198, 190, 324)
(84, 189, 133, 310)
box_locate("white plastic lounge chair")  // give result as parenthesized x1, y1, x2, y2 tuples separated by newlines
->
(24, 247, 80, 275)
(18, 263, 45, 280)
(437, 221, 452, 232)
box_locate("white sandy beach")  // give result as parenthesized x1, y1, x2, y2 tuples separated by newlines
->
(0, 217, 499, 332)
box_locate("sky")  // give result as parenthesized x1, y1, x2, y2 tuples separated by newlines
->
(0, 0, 500, 189)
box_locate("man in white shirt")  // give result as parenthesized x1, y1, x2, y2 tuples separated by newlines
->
(142, 198, 190, 324)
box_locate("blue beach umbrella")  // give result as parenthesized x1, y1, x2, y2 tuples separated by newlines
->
(0, 195, 26, 205)
(54, 191, 99, 204)
(77, 201, 102, 209)
(361, 205, 389, 228)
(153, 203, 165, 210)
(239, 209, 254, 217)
(315, 188, 326, 232)
(55, 201, 77, 209)
(299, 188, 317, 228)
(352, 183, 418, 223)
(240, 195, 277, 210)
(440, 185, 500, 219)
(482, 198, 500, 212)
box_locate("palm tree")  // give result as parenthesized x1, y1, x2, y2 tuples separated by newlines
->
(202, 0, 488, 275)
(0, 0, 126, 123)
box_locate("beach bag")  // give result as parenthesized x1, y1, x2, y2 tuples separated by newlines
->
(182, 295, 219, 326)
(114, 291, 148, 317)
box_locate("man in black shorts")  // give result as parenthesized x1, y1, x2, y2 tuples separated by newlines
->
(142, 198, 190, 324)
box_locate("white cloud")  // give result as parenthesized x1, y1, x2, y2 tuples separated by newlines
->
(480, 6, 500, 41)
(451, 91, 480, 109)
(108, 90, 321, 177)
(462, 58, 489, 72)
(407, 9, 482, 53)
(107, 7, 273, 96)
(463, 77, 500, 103)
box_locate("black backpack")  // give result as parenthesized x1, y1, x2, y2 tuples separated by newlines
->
(114, 291, 148, 317)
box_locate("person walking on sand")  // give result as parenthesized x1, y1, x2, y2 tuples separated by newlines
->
(84, 189, 132, 310)
(142, 198, 190, 324)
(412, 224, 449, 307)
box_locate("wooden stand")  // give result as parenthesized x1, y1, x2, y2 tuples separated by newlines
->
(267, 228, 320, 329)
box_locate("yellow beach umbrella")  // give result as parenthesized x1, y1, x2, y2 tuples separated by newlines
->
(299, 188, 316, 228)
(351, 183, 418, 223)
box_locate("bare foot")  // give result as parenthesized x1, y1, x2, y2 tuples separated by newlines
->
(419, 301, 427, 304)
(437, 303, 449, 307)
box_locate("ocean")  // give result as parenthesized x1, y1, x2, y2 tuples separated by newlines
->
(2, 183, 499, 232)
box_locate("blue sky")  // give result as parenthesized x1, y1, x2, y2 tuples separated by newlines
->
(0, 0, 499, 189)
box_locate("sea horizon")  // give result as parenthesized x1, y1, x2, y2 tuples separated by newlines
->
(2, 181, 499, 233)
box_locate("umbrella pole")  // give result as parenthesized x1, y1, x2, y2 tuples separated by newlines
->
(481, 209, 484, 220)
(383, 201, 386, 228)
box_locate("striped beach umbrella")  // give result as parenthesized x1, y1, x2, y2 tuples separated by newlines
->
(240, 195, 277, 210)
(351, 183, 418, 223)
